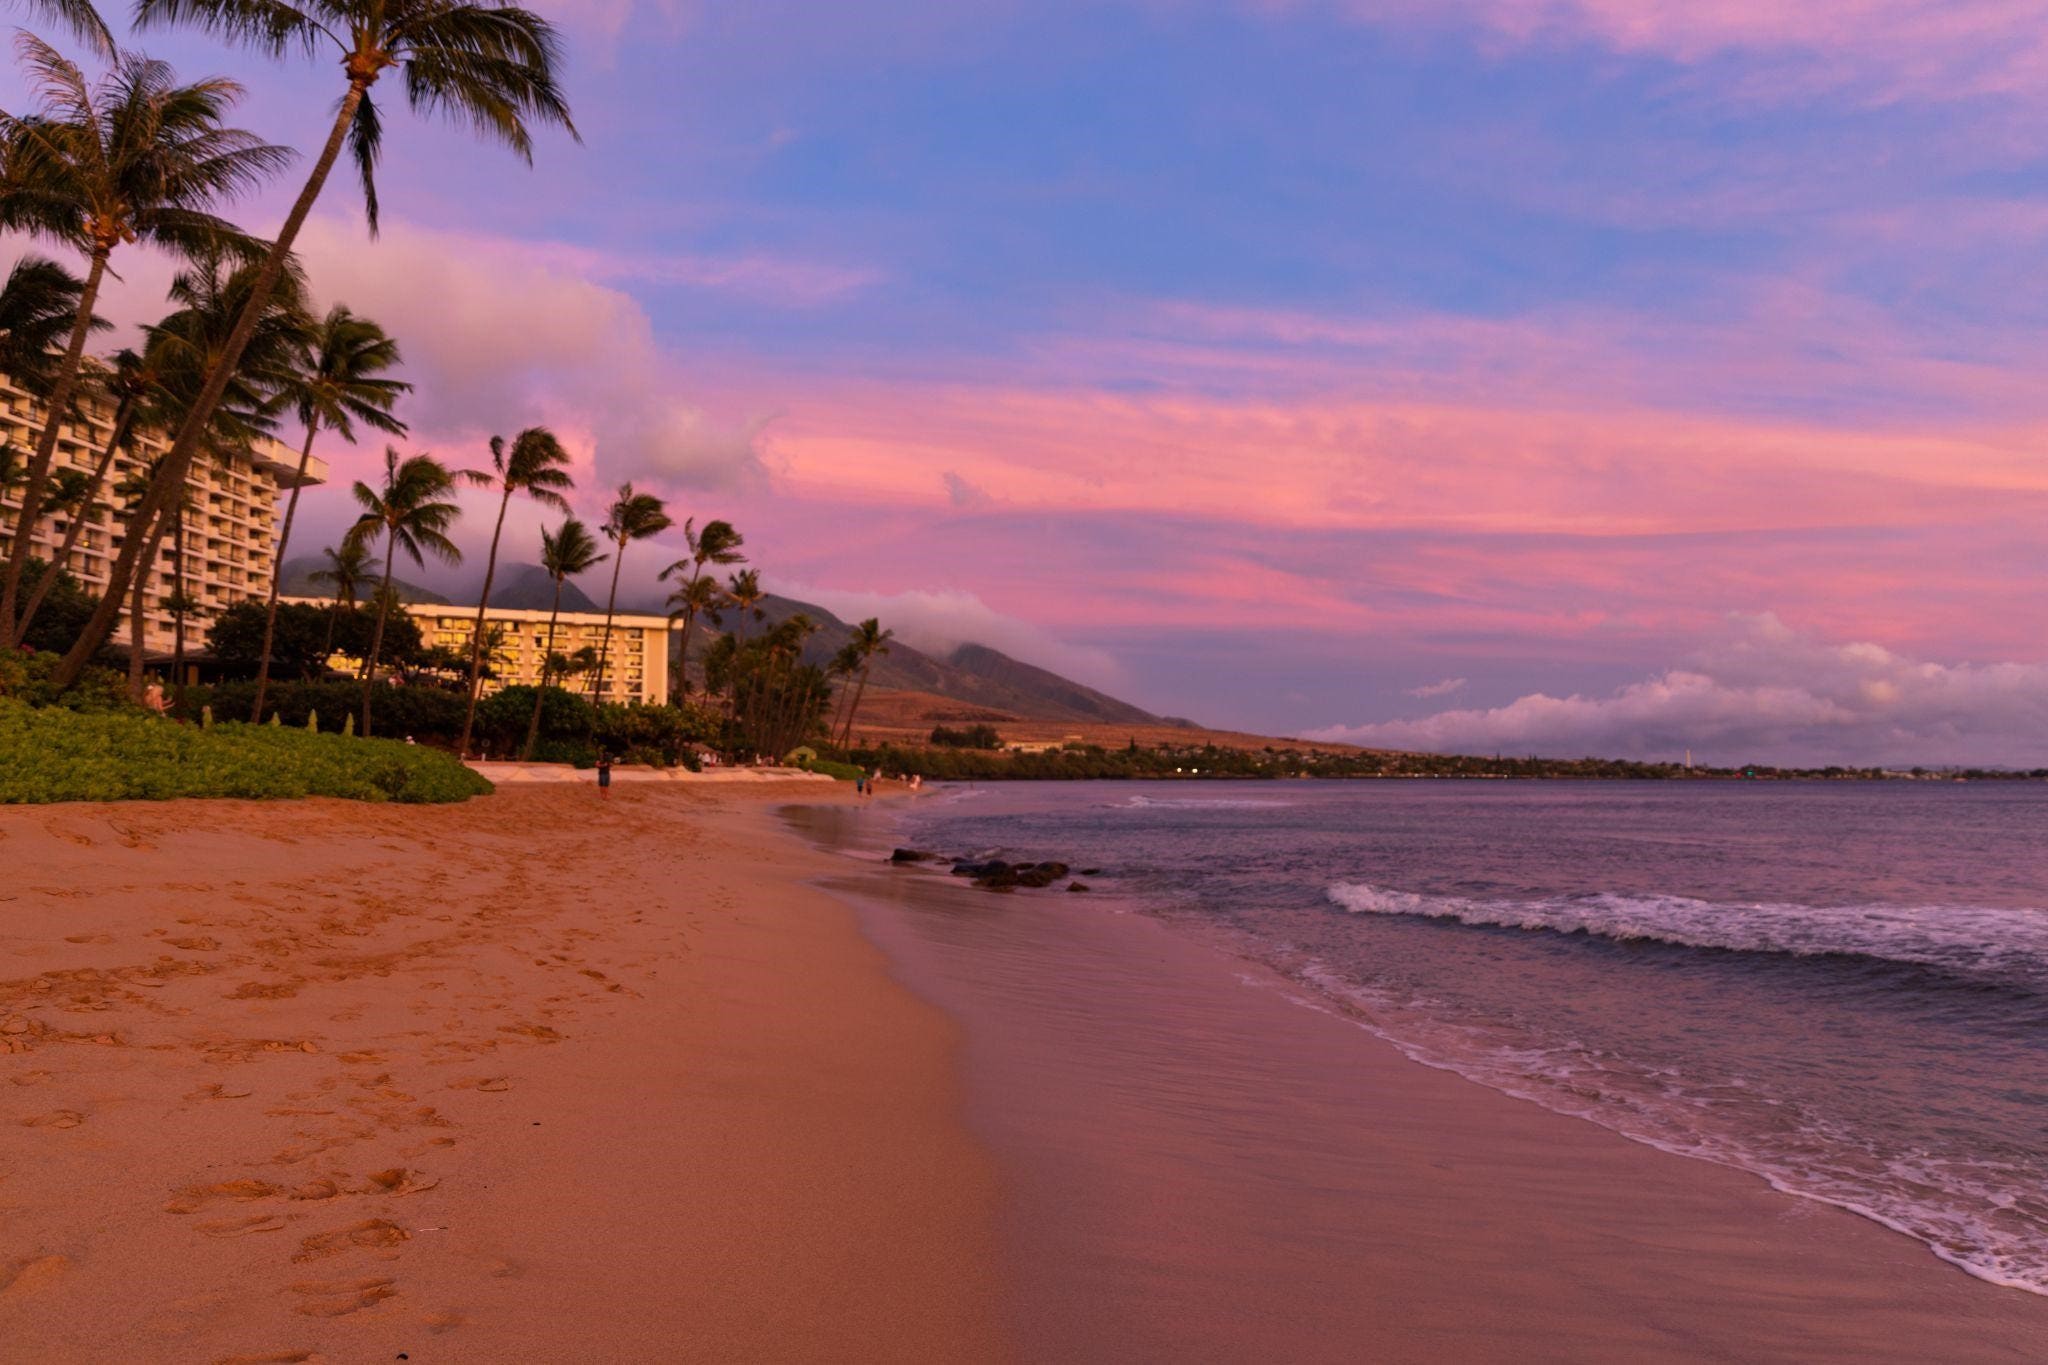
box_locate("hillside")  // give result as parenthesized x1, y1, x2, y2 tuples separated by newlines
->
(675, 591, 1181, 729)
(488, 562, 599, 613)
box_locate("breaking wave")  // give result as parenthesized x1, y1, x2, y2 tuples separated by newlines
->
(1325, 883, 2048, 990)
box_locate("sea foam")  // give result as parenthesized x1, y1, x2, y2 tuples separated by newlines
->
(1325, 883, 2048, 989)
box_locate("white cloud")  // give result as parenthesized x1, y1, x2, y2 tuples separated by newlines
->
(1408, 676, 1467, 698)
(773, 582, 1129, 693)
(288, 215, 772, 494)
(1309, 614, 2048, 767)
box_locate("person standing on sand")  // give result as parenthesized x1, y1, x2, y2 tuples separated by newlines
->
(597, 753, 612, 799)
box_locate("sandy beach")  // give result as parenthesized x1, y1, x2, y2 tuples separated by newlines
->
(0, 784, 1001, 1363)
(5, 783, 2046, 1363)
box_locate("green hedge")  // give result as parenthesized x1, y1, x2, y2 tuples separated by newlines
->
(0, 701, 493, 804)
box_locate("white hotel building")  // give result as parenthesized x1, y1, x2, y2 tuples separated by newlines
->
(1, 369, 324, 656)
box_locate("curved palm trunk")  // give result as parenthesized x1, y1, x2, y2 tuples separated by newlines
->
(319, 591, 347, 662)
(522, 577, 566, 761)
(125, 499, 174, 701)
(2, 246, 110, 643)
(250, 420, 321, 720)
(840, 661, 874, 748)
(13, 402, 132, 640)
(171, 498, 188, 709)
(828, 673, 854, 747)
(127, 541, 147, 702)
(52, 82, 370, 691)
(360, 529, 397, 738)
(457, 484, 513, 757)
(588, 544, 626, 703)
(674, 610, 698, 701)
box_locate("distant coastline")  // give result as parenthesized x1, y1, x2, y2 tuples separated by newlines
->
(844, 740, 2048, 783)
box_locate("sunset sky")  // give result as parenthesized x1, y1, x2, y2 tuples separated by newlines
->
(12, 1, 2048, 763)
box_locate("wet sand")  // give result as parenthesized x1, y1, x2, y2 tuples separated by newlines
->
(799, 802, 2048, 1364)
(0, 785, 1002, 1363)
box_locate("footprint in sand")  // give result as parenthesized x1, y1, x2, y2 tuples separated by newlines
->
(189, 1083, 255, 1101)
(0, 1254, 69, 1299)
(21, 1110, 83, 1129)
(213, 1352, 323, 1364)
(356, 1168, 439, 1196)
(288, 1277, 396, 1317)
(292, 1220, 409, 1263)
(165, 1179, 282, 1214)
(196, 1214, 288, 1238)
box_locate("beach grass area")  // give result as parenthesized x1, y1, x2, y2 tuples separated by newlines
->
(0, 702, 492, 804)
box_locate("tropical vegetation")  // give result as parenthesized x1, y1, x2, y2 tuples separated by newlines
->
(0, 13, 913, 794)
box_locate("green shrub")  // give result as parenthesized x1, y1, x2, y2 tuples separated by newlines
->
(801, 758, 866, 781)
(0, 649, 134, 713)
(929, 723, 1003, 749)
(527, 737, 598, 768)
(475, 684, 594, 752)
(0, 701, 493, 804)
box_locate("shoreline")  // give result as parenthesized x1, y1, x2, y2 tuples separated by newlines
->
(794, 797, 2048, 1362)
(0, 784, 1003, 1362)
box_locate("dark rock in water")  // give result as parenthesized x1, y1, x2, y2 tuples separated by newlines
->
(1077, 868, 1103, 877)
(952, 859, 1010, 879)
(1011, 861, 1069, 888)
(889, 848, 933, 864)
(1067, 881, 1091, 893)
(973, 867, 1020, 891)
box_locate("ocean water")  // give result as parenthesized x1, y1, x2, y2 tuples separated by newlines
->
(897, 779, 2048, 1294)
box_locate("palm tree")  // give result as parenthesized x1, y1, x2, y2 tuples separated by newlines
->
(10, 346, 162, 642)
(587, 483, 670, 703)
(308, 537, 376, 660)
(11, 0, 115, 55)
(836, 618, 894, 748)
(457, 426, 571, 756)
(663, 573, 723, 701)
(825, 640, 861, 749)
(344, 447, 463, 736)
(0, 37, 287, 643)
(111, 461, 154, 696)
(657, 517, 743, 698)
(250, 304, 408, 719)
(96, 249, 303, 671)
(521, 515, 603, 760)
(50, 0, 577, 691)
(0, 254, 103, 398)
(722, 567, 765, 644)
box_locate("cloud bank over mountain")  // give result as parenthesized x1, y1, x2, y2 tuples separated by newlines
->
(1308, 615, 2048, 768)
(772, 583, 1127, 694)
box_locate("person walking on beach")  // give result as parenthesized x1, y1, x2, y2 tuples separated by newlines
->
(597, 753, 612, 799)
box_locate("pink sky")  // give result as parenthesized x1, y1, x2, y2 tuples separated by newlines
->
(12, 0, 2048, 761)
